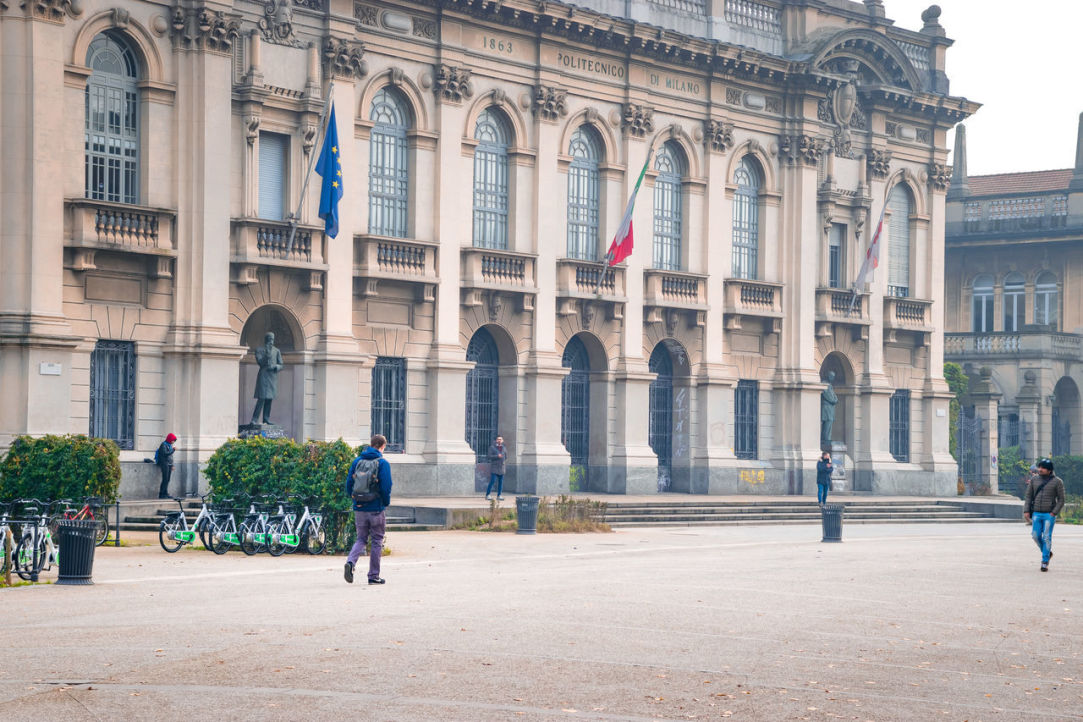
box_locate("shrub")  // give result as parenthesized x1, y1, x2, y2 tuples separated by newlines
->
(0, 434, 120, 503)
(1050, 455, 1083, 497)
(944, 363, 968, 462)
(537, 495, 610, 533)
(998, 446, 1030, 499)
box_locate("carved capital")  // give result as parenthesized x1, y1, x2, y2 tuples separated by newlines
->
(621, 104, 654, 138)
(704, 119, 734, 153)
(23, 0, 78, 23)
(171, 6, 241, 54)
(866, 149, 892, 179)
(323, 37, 367, 80)
(532, 84, 568, 123)
(779, 134, 826, 166)
(434, 64, 472, 104)
(927, 162, 952, 191)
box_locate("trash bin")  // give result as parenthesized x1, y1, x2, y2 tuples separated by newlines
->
(56, 519, 97, 585)
(515, 496, 540, 535)
(821, 503, 844, 543)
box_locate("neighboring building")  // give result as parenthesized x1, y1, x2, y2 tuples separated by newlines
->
(0, 0, 974, 497)
(945, 116, 1083, 490)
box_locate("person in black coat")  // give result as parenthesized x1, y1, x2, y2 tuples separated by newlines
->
(485, 436, 507, 501)
(816, 450, 833, 506)
(155, 433, 177, 499)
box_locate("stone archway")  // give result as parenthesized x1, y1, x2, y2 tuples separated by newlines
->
(1052, 376, 1080, 456)
(649, 339, 691, 492)
(238, 305, 305, 441)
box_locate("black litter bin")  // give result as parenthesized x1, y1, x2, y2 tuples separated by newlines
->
(821, 503, 844, 543)
(56, 519, 97, 585)
(515, 496, 540, 535)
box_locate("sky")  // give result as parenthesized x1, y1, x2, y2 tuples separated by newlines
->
(884, 0, 1081, 176)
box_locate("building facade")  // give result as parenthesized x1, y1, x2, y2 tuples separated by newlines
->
(945, 116, 1083, 490)
(0, 0, 973, 497)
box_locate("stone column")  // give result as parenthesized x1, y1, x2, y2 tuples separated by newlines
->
(1015, 370, 1041, 460)
(518, 353, 571, 494)
(967, 368, 1002, 494)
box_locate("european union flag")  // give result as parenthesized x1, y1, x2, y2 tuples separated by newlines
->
(315, 103, 343, 238)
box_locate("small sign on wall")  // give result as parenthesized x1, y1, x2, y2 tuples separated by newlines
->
(39, 362, 62, 376)
(936, 408, 947, 417)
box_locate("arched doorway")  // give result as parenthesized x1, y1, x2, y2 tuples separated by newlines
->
(649, 340, 691, 492)
(562, 336, 591, 489)
(238, 305, 304, 440)
(819, 351, 858, 490)
(465, 327, 500, 461)
(1052, 377, 1080, 456)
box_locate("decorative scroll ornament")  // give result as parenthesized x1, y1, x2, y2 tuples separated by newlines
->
(621, 104, 654, 138)
(865, 149, 892, 179)
(433, 64, 472, 103)
(580, 300, 595, 329)
(704, 120, 735, 153)
(779, 134, 826, 166)
(487, 292, 503, 323)
(927, 162, 952, 191)
(24, 0, 78, 22)
(244, 116, 260, 146)
(171, 5, 240, 53)
(532, 85, 568, 122)
(323, 37, 367, 79)
(302, 124, 317, 157)
(259, 0, 303, 47)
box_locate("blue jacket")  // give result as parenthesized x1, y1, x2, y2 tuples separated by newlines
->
(345, 447, 392, 512)
(816, 458, 833, 485)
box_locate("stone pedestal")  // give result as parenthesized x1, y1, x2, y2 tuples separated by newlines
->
(238, 424, 286, 439)
(828, 441, 851, 493)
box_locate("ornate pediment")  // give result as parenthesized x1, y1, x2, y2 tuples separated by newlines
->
(811, 29, 922, 92)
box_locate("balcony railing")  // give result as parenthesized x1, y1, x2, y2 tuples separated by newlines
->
(723, 278, 783, 331)
(354, 234, 440, 300)
(883, 296, 932, 329)
(644, 269, 708, 310)
(945, 331, 1083, 360)
(556, 259, 626, 298)
(231, 218, 327, 287)
(461, 247, 538, 310)
(815, 288, 870, 330)
(64, 198, 177, 276)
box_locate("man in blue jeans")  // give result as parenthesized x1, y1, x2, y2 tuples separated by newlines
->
(1023, 458, 1065, 572)
(344, 435, 393, 585)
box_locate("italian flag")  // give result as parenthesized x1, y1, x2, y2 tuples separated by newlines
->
(606, 151, 653, 267)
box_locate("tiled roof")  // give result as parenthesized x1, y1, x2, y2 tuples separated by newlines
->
(967, 169, 1073, 196)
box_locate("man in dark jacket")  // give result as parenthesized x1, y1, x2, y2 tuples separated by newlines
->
(815, 451, 833, 506)
(344, 435, 393, 585)
(485, 435, 507, 501)
(1023, 458, 1065, 572)
(155, 433, 177, 499)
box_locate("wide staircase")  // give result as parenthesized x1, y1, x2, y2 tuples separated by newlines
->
(601, 499, 1016, 528)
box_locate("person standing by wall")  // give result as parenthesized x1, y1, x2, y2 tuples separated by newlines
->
(485, 435, 507, 501)
(1023, 458, 1065, 572)
(344, 435, 393, 585)
(155, 433, 177, 499)
(816, 450, 833, 507)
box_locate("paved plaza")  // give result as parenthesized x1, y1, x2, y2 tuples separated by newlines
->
(2, 521, 1081, 721)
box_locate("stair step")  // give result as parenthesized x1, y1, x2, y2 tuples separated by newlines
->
(608, 517, 1018, 527)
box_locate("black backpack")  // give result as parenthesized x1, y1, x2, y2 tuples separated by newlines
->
(350, 458, 382, 504)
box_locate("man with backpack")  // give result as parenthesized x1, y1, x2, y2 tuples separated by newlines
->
(1023, 458, 1065, 572)
(344, 435, 393, 585)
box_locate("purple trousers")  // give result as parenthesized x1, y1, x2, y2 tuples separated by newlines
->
(346, 510, 386, 580)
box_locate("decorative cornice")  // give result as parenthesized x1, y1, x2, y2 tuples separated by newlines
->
(779, 134, 826, 166)
(621, 104, 654, 138)
(22, 0, 79, 23)
(323, 37, 367, 80)
(866, 149, 892, 179)
(704, 120, 734, 154)
(433, 64, 472, 104)
(532, 85, 568, 123)
(170, 5, 241, 54)
(927, 162, 952, 191)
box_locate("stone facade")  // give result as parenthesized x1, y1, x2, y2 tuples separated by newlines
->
(945, 116, 1083, 489)
(0, 0, 973, 498)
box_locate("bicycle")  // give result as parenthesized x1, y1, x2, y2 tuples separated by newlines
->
(0, 502, 14, 575)
(57, 496, 109, 546)
(204, 498, 242, 555)
(158, 494, 219, 553)
(13, 499, 59, 581)
(238, 496, 275, 556)
(266, 496, 327, 556)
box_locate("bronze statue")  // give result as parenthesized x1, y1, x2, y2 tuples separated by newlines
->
(251, 331, 283, 425)
(821, 370, 838, 449)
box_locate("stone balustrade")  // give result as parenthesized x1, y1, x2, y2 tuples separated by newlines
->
(460, 247, 538, 311)
(354, 234, 440, 301)
(946, 331, 1083, 360)
(722, 278, 783, 331)
(644, 269, 708, 311)
(64, 198, 177, 276)
(883, 295, 933, 329)
(230, 218, 327, 288)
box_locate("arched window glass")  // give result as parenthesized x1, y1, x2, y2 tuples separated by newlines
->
(887, 184, 912, 297)
(1035, 272, 1058, 327)
(1003, 272, 1025, 332)
(732, 157, 762, 280)
(465, 328, 500, 461)
(561, 336, 591, 467)
(472, 108, 510, 249)
(85, 32, 139, 204)
(369, 87, 410, 238)
(652, 142, 683, 270)
(566, 126, 601, 260)
(972, 275, 994, 333)
(648, 344, 674, 480)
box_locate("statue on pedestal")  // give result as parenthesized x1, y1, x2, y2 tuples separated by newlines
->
(251, 331, 283, 425)
(820, 370, 838, 449)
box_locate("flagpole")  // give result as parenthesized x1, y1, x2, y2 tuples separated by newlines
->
(286, 81, 335, 256)
(592, 251, 612, 296)
(594, 149, 653, 296)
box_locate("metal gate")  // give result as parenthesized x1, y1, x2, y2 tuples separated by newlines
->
(465, 328, 499, 461)
(561, 336, 591, 467)
(956, 406, 983, 494)
(1052, 408, 1071, 456)
(649, 344, 673, 490)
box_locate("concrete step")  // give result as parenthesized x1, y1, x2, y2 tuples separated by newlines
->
(608, 517, 1019, 527)
(603, 505, 969, 516)
(603, 512, 989, 523)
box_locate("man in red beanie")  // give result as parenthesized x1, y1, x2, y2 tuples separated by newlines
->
(156, 433, 177, 499)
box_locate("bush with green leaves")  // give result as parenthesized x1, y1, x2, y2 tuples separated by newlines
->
(0, 434, 121, 503)
(998, 446, 1030, 498)
(1050, 455, 1083, 497)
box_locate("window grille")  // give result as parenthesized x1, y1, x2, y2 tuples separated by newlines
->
(566, 127, 601, 261)
(732, 157, 761, 279)
(465, 328, 500, 461)
(90, 340, 136, 450)
(971, 275, 994, 332)
(889, 390, 910, 462)
(371, 357, 406, 452)
(887, 184, 911, 298)
(734, 380, 758, 460)
(472, 108, 510, 249)
(999, 413, 1020, 449)
(369, 87, 410, 238)
(652, 143, 683, 271)
(1003, 272, 1025, 332)
(828, 223, 845, 289)
(1034, 272, 1058, 327)
(258, 132, 288, 221)
(648, 345, 674, 470)
(85, 32, 139, 205)
(561, 336, 591, 466)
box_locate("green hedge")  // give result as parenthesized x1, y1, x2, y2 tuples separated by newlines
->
(0, 434, 121, 503)
(998, 446, 1030, 499)
(1050, 455, 1083, 497)
(203, 437, 358, 512)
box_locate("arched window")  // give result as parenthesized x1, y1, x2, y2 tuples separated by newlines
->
(1035, 272, 1058, 328)
(85, 32, 139, 204)
(465, 328, 500, 461)
(369, 87, 411, 238)
(652, 142, 684, 270)
(972, 275, 994, 333)
(566, 126, 601, 260)
(561, 336, 591, 466)
(472, 108, 510, 249)
(648, 344, 674, 478)
(886, 184, 912, 298)
(732, 157, 762, 280)
(1003, 272, 1025, 332)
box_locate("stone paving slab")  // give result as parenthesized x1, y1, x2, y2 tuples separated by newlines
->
(1, 522, 1080, 721)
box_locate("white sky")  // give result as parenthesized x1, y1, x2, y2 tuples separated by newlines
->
(884, 0, 1082, 176)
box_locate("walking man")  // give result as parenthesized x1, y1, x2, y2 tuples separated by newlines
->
(344, 434, 392, 585)
(1023, 458, 1065, 572)
(485, 435, 507, 501)
(155, 433, 177, 499)
(816, 450, 833, 507)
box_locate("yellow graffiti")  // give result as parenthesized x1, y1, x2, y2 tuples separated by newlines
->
(739, 469, 765, 485)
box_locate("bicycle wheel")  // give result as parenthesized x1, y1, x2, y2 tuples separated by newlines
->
(207, 515, 229, 555)
(266, 520, 287, 557)
(302, 520, 327, 555)
(14, 534, 45, 580)
(196, 518, 210, 549)
(158, 515, 184, 553)
(93, 511, 109, 546)
(238, 518, 259, 556)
